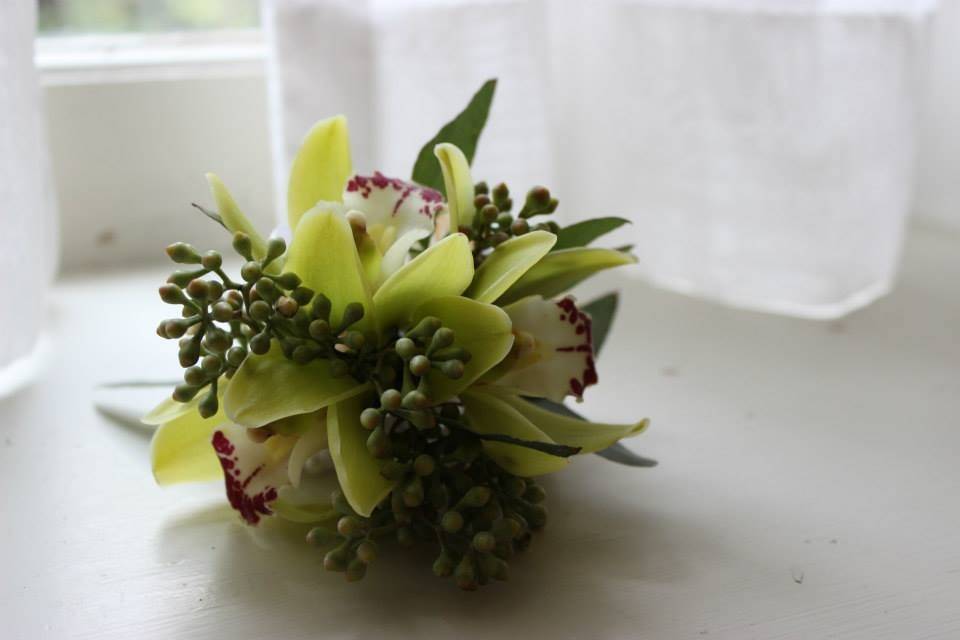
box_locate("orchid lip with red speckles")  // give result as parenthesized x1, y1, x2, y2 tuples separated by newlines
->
(494, 295, 598, 402)
(212, 425, 296, 525)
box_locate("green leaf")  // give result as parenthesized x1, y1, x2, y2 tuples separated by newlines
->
(461, 390, 570, 476)
(595, 442, 659, 468)
(524, 397, 658, 467)
(497, 247, 636, 305)
(411, 79, 497, 193)
(327, 392, 395, 517)
(493, 390, 647, 454)
(553, 217, 631, 251)
(582, 292, 619, 355)
(191, 203, 226, 230)
(464, 430, 580, 458)
(412, 296, 514, 404)
(222, 344, 369, 428)
(465, 230, 556, 303)
(373, 233, 474, 334)
(287, 115, 352, 230)
(285, 206, 376, 334)
(434, 143, 476, 229)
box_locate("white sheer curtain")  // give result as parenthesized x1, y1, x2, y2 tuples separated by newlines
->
(266, 0, 936, 319)
(0, 1, 58, 397)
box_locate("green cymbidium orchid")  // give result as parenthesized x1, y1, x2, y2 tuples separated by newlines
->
(148, 113, 645, 532)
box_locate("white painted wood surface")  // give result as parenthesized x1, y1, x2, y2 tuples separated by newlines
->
(1, 224, 958, 639)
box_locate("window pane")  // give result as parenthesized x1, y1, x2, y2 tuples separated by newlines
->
(37, 0, 260, 35)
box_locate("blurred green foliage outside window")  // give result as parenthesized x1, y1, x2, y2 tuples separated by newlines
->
(38, 0, 260, 34)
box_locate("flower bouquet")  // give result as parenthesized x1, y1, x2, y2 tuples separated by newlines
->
(146, 79, 652, 590)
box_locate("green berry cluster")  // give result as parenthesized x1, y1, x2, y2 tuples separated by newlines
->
(460, 181, 560, 266)
(308, 401, 550, 590)
(156, 233, 374, 417)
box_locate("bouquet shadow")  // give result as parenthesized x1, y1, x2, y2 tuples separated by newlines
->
(158, 471, 729, 637)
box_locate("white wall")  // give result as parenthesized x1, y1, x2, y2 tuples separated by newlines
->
(45, 73, 275, 271)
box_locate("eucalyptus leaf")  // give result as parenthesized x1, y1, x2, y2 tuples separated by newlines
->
(443, 417, 581, 458)
(582, 292, 618, 355)
(496, 391, 645, 454)
(524, 396, 658, 468)
(595, 442, 658, 468)
(411, 79, 497, 193)
(190, 203, 226, 229)
(553, 217, 630, 251)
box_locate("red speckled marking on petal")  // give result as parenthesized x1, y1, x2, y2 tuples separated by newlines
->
(346, 172, 443, 219)
(554, 296, 597, 399)
(212, 430, 278, 525)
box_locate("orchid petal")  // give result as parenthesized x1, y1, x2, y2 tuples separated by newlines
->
(206, 173, 268, 260)
(142, 394, 200, 426)
(272, 494, 338, 523)
(273, 473, 340, 523)
(150, 405, 224, 485)
(342, 172, 445, 279)
(434, 143, 476, 230)
(495, 295, 597, 401)
(285, 411, 328, 488)
(223, 344, 369, 428)
(356, 233, 383, 286)
(411, 296, 514, 403)
(497, 248, 637, 305)
(461, 389, 569, 476)
(327, 393, 395, 517)
(379, 229, 427, 281)
(212, 423, 298, 525)
(373, 233, 473, 334)
(491, 389, 648, 454)
(288, 115, 352, 230)
(465, 231, 556, 303)
(285, 205, 376, 333)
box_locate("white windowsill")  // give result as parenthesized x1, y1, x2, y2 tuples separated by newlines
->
(2, 223, 958, 637)
(38, 29, 275, 273)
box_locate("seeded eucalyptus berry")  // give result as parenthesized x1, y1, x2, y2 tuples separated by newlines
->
(359, 408, 382, 430)
(433, 551, 455, 577)
(408, 355, 431, 376)
(379, 389, 402, 410)
(264, 237, 286, 265)
(274, 272, 302, 290)
(166, 242, 201, 264)
(441, 510, 464, 533)
(472, 532, 496, 553)
(200, 250, 222, 270)
(211, 301, 234, 322)
(355, 540, 377, 564)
